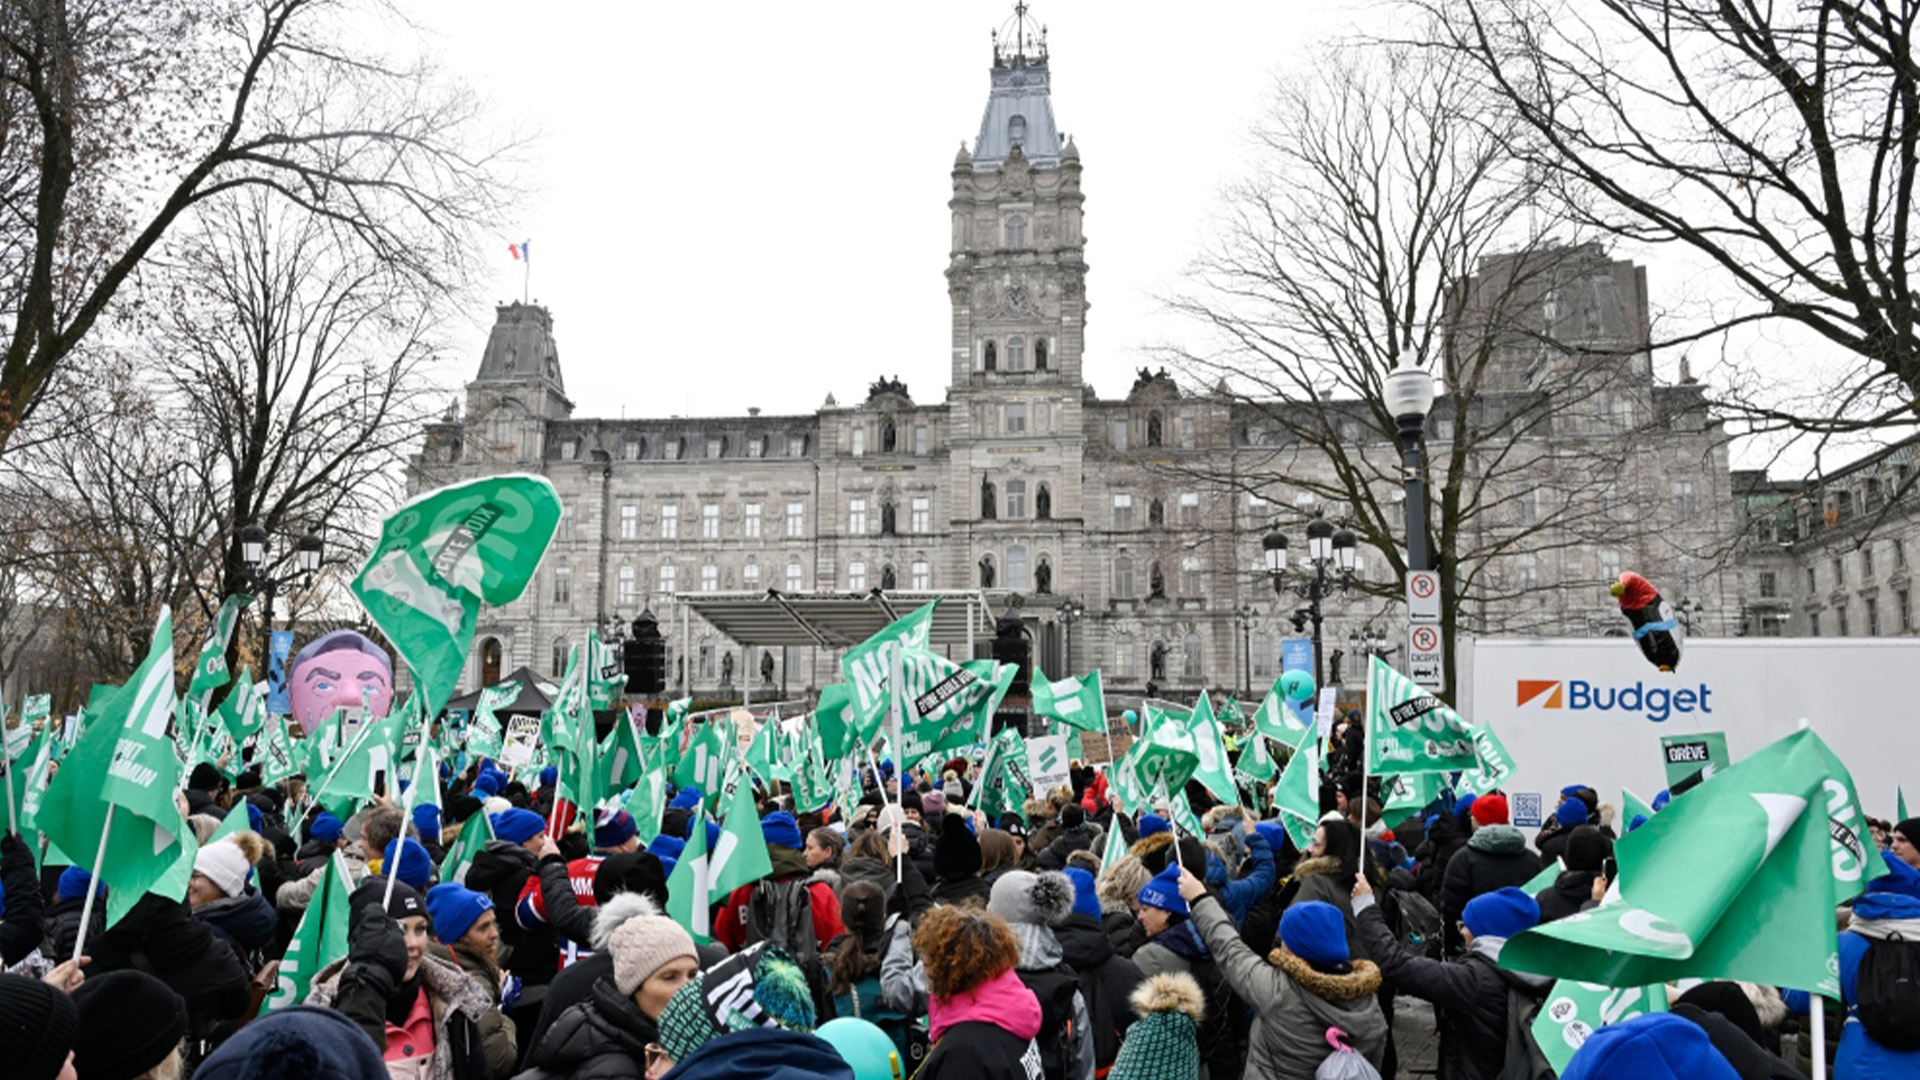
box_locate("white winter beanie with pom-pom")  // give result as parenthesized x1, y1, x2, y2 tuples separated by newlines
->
(194, 831, 268, 898)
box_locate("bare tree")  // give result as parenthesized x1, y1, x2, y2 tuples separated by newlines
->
(1161, 43, 1713, 692)
(0, 0, 510, 453)
(1424, 0, 1920, 444)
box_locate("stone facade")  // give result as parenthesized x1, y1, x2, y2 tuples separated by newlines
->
(406, 16, 1745, 703)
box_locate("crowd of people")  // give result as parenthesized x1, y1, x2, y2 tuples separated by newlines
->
(1, 713, 1916, 1080)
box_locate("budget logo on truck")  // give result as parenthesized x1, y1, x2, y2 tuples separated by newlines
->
(1516, 678, 1714, 722)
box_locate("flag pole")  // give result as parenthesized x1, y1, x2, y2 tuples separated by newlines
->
(73, 802, 115, 963)
(382, 698, 435, 912)
(3, 744, 18, 837)
(1810, 996, 1827, 1080)
(1358, 668, 1370, 885)
(888, 640, 908, 884)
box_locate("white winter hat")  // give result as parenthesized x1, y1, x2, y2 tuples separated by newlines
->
(193, 838, 252, 898)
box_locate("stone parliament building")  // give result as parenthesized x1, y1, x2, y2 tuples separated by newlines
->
(407, 9, 1747, 705)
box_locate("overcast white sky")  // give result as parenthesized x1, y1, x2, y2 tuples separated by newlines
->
(414, 1, 1360, 416)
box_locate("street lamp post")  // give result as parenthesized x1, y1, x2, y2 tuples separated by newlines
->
(1384, 352, 1438, 573)
(238, 520, 326, 672)
(1235, 604, 1258, 699)
(1674, 599, 1706, 635)
(1262, 514, 1357, 688)
(1058, 598, 1085, 674)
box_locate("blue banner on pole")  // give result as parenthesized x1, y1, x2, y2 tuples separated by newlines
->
(1280, 637, 1315, 730)
(267, 629, 295, 714)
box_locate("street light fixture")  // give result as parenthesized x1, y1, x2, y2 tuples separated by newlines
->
(1262, 512, 1357, 688)
(1058, 598, 1085, 674)
(1235, 604, 1259, 699)
(1384, 351, 1437, 573)
(236, 519, 326, 680)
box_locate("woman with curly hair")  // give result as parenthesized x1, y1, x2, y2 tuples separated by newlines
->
(912, 905, 1045, 1080)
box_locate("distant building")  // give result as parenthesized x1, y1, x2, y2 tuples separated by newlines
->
(407, 7, 1744, 704)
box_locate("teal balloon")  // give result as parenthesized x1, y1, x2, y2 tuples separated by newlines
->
(1279, 669, 1316, 703)
(1122, 709, 1139, 725)
(815, 1018, 902, 1080)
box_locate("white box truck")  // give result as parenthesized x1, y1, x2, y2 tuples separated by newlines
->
(1456, 637, 1912, 829)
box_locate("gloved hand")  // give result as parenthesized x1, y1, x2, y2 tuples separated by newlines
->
(344, 883, 409, 990)
(500, 974, 523, 1013)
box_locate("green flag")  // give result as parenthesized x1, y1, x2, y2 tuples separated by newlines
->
(262, 851, 354, 1013)
(1899, 786, 1909, 822)
(3, 727, 48, 839)
(839, 601, 938, 744)
(468, 681, 518, 760)
(1456, 723, 1519, 797)
(256, 714, 301, 788)
(1272, 737, 1321, 850)
(38, 607, 194, 926)
(709, 771, 774, 896)
(1133, 708, 1200, 797)
(630, 770, 666, 846)
(781, 713, 835, 814)
(1382, 771, 1444, 814)
(976, 727, 1033, 822)
(444, 808, 494, 885)
(1032, 667, 1107, 733)
(1249, 676, 1312, 742)
(1501, 728, 1886, 996)
(1531, 979, 1667, 1074)
(586, 634, 625, 711)
(1364, 656, 1476, 775)
(1522, 857, 1565, 896)
(20, 694, 50, 737)
(189, 594, 253, 702)
(214, 671, 267, 743)
(672, 717, 729, 805)
(1622, 788, 1656, 827)
(600, 710, 647, 794)
(351, 474, 562, 722)
(1100, 809, 1131, 870)
(311, 705, 406, 820)
(1183, 693, 1237, 804)
(1236, 733, 1278, 786)
(665, 804, 715, 943)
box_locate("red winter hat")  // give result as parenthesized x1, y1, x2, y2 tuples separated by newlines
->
(1471, 794, 1510, 827)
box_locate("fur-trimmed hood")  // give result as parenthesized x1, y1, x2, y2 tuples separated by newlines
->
(1268, 948, 1383, 1002)
(309, 950, 494, 1021)
(1290, 855, 1345, 882)
(1131, 831, 1174, 863)
(1131, 972, 1206, 1021)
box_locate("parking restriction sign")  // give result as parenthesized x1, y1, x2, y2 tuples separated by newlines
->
(1406, 570, 1441, 622)
(1407, 623, 1445, 691)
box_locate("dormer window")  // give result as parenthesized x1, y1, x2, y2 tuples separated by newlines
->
(560, 439, 579, 461)
(1008, 114, 1027, 147)
(706, 436, 725, 458)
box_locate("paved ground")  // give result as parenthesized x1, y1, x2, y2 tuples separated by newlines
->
(1391, 996, 1441, 1077)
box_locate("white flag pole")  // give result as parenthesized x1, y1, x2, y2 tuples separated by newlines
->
(72, 802, 115, 963)
(888, 640, 909, 884)
(382, 699, 435, 912)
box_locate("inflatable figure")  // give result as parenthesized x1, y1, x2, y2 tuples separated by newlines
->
(289, 629, 395, 733)
(1611, 571, 1682, 672)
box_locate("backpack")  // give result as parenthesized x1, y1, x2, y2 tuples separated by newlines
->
(743, 878, 837, 1022)
(1315, 1027, 1383, 1080)
(1391, 888, 1445, 959)
(1016, 965, 1081, 1080)
(1495, 987, 1556, 1080)
(838, 973, 931, 1071)
(1855, 930, 1920, 1050)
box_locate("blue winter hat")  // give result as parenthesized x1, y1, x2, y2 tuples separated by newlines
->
(195, 1006, 387, 1080)
(1627, 814, 1649, 833)
(648, 833, 687, 862)
(425, 883, 494, 945)
(1560, 783, 1591, 797)
(472, 773, 502, 797)
(1454, 794, 1479, 819)
(1561, 1013, 1741, 1080)
(1136, 863, 1188, 916)
(58, 867, 103, 902)
(670, 786, 704, 810)
(1463, 886, 1541, 940)
(310, 811, 345, 845)
(491, 808, 546, 844)
(761, 811, 804, 850)
(1280, 900, 1350, 969)
(1137, 813, 1170, 839)
(1063, 867, 1101, 919)
(1555, 799, 1590, 830)
(1254, 822, 1291, 856)
(538, 765, 558, 788)
(245, 802, 264, 832)
(594, 809, 638, 849)
(412, 803, 442, 843)
(1651, 789, 1672, 811)
(383, 838, 435, 889)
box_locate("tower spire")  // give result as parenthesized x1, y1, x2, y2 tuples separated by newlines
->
(991, 1, 1047, 67)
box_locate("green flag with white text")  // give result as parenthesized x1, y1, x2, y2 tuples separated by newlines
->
(1236, 732, 1278, 786)
(1382, 771, 1445, 814)
(1455, 723, 1519, 797)
(262, 851, 353, 1013)
(1032, 667, 1107, 733)
(1365, 656, 1476, 775)
(1272, 737, 1321, 850)
(840, 601, 938, 744)
(214, 671, 268, 743)
(709, 770, 774, 896)
(351, 474, 561, 722)
(1249, 676, 1312, 742)
(37, 607, 194, 926)
(1184, 692, 1237, 804)
(1501, 727, 1885, 996)
(189, 594, 253, 702)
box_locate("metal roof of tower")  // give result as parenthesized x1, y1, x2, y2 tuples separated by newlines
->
(972, 2, 1062, 169)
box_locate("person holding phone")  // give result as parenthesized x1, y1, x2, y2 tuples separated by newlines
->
(1534, 825, 1612, 924)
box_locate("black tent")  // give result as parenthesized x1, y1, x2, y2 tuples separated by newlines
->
(445, 666, 558, 717)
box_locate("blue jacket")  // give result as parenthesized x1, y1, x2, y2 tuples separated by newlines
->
(659, 1027, 855, 1080)
(1204, 829, 1276, 925)
(1785, 886, 1920, 1080)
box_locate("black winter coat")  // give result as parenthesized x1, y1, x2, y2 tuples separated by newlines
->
(930, 875, 992, 908)
(0, 833, 45, 966)
(917, 1019, 1038, 1080)
(41, 895, 100, 963)
(194, 892, 279, 959)
(467, 841, 555, 983)
(1357, 902, 1550, 1080)
(1035, 825, 1096, 871)
(526, 941, 729, 1063)
(514, 975, 658, 1080)
(1102, 907, 1146, 958)
(87, 894, 252, 1025)
(1415, 818, 1468, 901)
(1439, 826, 1543, 955)
(1055, 913, 1144, 1069)
(1534, 870, 1599, 924)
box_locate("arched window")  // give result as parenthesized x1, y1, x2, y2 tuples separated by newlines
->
(1007, 545, 1029, 590)
(1009, 114, 1028, 146)
(480, 638, 503, 688)
(1114, 555, 1135, 599)
(1036, 483, 1052, 519)
(984, 340, 998, 371)
(1035, 339, 1049, 370)
(1184, 633, 1204, 679)
(1147, 412, 1164, 447)
(1006, 216, 1027, 247)
(1008, 336, 1026, 371)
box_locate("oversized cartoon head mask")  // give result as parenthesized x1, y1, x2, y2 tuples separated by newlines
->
(288, 629, 395, 733)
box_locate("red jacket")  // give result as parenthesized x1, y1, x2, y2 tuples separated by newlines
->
(714, 877, 845, 954)
(1080, 771, 1109, 813)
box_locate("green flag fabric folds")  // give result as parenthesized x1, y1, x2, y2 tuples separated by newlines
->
(1500, 727, 1885, 996)
(189, 594, 253, 702)
(351, 474, 562, 721)
(1364, 656, 1476, 775)
(1032, 668, 1107, 733)
(262, 851, 354, 1013)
